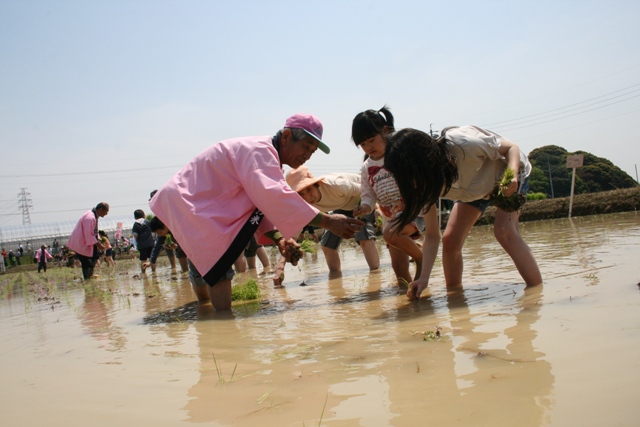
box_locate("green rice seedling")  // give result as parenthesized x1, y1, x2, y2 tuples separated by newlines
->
(490, 167, 526, 212)
(257, 390, 271, 404)
(212, 352, 238, 385)
(229, 363, 237, 382)
(0, 274, 18, 299)
(212, 352, 223, 384)
(83, 281, 112, 303)
(303, 394, 329, 427)
(318, 393, 328, 426)
(422, 326, 444, 341)
(299, 239, 318, 254)
(231, 278, 261, 301)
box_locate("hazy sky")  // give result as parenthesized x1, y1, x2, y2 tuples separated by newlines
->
(1, 0, 639, 228)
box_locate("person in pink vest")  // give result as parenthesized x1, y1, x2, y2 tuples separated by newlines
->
(150, 113, 363, 311)
(67, 203, 109, 280)
(35, 244, 53, 273)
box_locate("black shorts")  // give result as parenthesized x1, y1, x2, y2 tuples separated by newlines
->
(243, 237, 260, 258)
(139, 246, 153, 261)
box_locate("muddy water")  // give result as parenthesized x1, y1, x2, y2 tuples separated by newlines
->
(1, 212, 639, 427)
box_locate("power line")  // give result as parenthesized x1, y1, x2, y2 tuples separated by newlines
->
(481, 84, 640, 128)
(494, 94, 640, 133)
(19, 203, 145, 214)
(0, 164, 182, 179)
(513, 107, 640, 142)
(435, 63, 640, 124)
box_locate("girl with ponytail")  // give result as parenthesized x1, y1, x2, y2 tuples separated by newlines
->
(352, 106, 424, 285)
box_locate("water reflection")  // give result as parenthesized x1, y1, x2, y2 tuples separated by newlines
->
(79, 293, 127, 352)
(175, 270, 554, 425)
(2, 212, 639, 426)
(441, 285, 553, 425)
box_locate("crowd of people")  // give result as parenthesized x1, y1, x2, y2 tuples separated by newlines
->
(4, 109, 542, 311)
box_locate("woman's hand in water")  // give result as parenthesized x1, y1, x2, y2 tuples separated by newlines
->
(407, 278, 429, 300)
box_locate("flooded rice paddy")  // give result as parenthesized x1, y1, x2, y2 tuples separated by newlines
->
(1, 212, 639, 426)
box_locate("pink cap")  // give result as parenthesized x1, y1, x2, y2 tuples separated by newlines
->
(284, 113, 330, 154)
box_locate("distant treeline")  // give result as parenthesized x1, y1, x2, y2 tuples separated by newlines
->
(527, 145, 638, 198)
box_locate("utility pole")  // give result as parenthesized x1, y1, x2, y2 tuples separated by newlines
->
(547, 156, 554, 199)
(18, 188, 33, 225)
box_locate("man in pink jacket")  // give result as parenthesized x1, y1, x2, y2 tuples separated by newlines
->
(150, 113, 363, 311)
(35, 244, 53, 273)
(67, 202, 109, 280)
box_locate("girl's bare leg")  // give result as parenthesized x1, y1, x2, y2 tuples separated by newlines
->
(321, 246, 341, 272)
(441, 203, 481, 288)
(383, 225, 422, 263)
(178, 257, 188, 273)
(493, 209, 542, 287)
(359, 239, 380, 270)
(388, 245, 411, 285)
(256, 246, 271, 271)
(234, 254, 247, 273)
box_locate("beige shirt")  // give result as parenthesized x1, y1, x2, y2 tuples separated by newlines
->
(442, 125, 532, 202)
(314, 173, 362, 212)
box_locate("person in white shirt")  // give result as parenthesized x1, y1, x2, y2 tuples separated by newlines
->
(286, 166, 380, 273)
(384, 126, 542, 300)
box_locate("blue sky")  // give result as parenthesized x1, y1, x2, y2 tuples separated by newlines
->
(1, 0, 639, 227)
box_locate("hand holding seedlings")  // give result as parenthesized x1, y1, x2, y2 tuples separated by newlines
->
(490, 167, 526, 212)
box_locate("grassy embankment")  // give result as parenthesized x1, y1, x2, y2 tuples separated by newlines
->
(475, 186, 640, 225)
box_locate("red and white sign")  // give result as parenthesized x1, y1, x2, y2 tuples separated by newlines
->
(115, 222, 123, 240)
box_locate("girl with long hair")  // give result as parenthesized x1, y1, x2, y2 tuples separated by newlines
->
(384, 126, 542, 299)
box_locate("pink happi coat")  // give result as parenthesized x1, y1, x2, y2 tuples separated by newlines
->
(35, 248, 53, 263)
(149, 135, 319, 275)
(67, 210, 99, 257)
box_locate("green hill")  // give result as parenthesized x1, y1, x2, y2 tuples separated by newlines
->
(527, 145, 637, 198)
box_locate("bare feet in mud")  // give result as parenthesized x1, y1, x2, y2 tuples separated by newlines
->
(141, 262, 151, 273)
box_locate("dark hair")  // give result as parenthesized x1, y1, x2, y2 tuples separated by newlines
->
(96, 202, 109, 211)
(134, 209, 145, 219)
(384, 128, 458, 230)
(148, 216, 165, 232)
(98, 230, 106, 237)
(351, 105, 395, 146)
